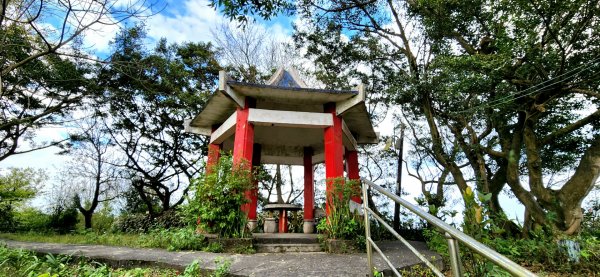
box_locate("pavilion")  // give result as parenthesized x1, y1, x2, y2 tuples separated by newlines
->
(185, 68, 378, 233)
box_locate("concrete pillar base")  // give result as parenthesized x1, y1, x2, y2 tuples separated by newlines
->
(303, 220, 315, 234)
(263, 218, 278, 233)
(247, 220, 258, 232)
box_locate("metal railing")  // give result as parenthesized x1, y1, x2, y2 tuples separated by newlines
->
(361, 178, 537, 277)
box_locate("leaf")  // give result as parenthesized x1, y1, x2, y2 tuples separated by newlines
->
(475, 206, 483, 224)
(383, 138, 392, 151)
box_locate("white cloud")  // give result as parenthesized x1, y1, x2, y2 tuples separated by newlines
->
(145, 0, 223, 44)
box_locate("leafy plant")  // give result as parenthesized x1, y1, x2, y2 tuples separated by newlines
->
(183, 153, 253, 238)
(317, 178, 365, 248)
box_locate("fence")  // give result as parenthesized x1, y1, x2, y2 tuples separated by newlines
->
(361, 178, 537, 277)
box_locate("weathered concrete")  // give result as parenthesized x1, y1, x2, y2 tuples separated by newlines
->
(1, 239, 442, 277)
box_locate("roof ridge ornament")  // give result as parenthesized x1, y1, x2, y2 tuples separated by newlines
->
(266, 67, 308, 88)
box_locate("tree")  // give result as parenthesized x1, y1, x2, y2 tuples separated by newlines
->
(212, 0, 600, 235)
(60, 117, 121, 229)
(100, 26, 221, 217)
(0, 167, 45, 230)
(0, 0, 152, 163)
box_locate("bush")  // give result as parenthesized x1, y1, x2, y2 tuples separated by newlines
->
(0, 245, 204, 276)
(111, 210, 186, 233)
(316, 178, 365, 247)
(137, 228, 206, 251)
(48, 203, 79, 234)
(424, 187, 600, 275)
(182, 153, 253, 238)
(13, 207, 50, 232)
(111, 213, 153, 233)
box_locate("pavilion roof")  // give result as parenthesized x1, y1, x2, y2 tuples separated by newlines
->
(185, 68, 378, 164)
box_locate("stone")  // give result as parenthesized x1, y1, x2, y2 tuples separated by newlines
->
(264, 218, 278, 233)
(303, 220, 314, 234)
(247, 220, 258, 232)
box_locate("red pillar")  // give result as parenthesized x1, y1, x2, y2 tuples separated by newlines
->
(346, 150, 362, 204)
(206, 126, 222, 175)
(324, 102, 345, 216)
(247, 143, 261, 223)
(279, 209, 288, 233)
(303, 147, 314, 220)
(233, 98, 256, 219)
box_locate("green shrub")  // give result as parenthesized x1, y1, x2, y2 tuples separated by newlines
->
(182, 153, 253, 238)
(0, 245, 205, 276)
(48, 203, 79, 234)
(13, 207, 50, 232)
(110, 211, 185, 233)
(154, 210, 186, 229)
(316, 178, 365, 247)
(111, 213, 154, 233)
(424, 186, 600, 275)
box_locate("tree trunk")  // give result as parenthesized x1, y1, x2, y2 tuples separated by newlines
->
(83, 212, 93, 229)
(557, 137, 600, 234)
(275, 164, 284, 204)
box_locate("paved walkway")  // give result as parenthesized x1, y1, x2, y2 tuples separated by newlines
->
(1, 239, 442, 277)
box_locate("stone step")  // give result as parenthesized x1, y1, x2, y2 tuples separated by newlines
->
(255, 243, 323, 253)
(252, 233, 319, 244)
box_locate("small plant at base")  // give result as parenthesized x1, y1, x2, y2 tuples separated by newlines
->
(213, 257, 231, 277)
(316, 178, 365, 250)
(183, 153, 253, 239)
(204, 242, 224, 253)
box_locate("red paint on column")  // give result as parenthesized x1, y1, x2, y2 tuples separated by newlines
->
(246, 143, 261, 221)
(324, 102, 344, 216)
(279, 209, 288, 233)
(233, 98, 256, 216)
(346, 150, 362, 204)
(206, 126, 222, 175)
(303, 147, 314, 220)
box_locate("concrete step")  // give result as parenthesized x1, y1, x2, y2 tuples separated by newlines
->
(252, 233, 319, 244)
(255, 243, 323, 253)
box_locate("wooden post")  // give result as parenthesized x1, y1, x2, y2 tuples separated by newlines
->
(324, 102, 344, 216)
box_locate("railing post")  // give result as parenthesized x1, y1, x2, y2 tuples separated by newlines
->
(446, 232, 463, 276)
(362, 182, 374, 277)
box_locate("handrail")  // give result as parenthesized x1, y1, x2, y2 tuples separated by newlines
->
(361, 178, 537, 277)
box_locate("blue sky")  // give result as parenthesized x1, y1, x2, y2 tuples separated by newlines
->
(1, 0, 532, 223)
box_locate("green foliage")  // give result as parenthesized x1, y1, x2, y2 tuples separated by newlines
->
(183, 153, 253, 238)
(101, 25, 222, 216)
(209, 0, 294, 23)
(48, 201, 79, 234)
(0, 244, 212, 276)
(111, 210, 186, 233)
(1, 227, 206, 252)
(137, 228, 206, 251)
(89, 204, 115, 232)
(316, 178, 365, 248)
(0, 168, 45, 232)
(424, 191, 600, 275)
(13, 207, 50, 232)
(213, 257, 232, 277)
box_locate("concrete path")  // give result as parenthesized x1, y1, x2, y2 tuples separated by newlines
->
(1, 239, 442, 277)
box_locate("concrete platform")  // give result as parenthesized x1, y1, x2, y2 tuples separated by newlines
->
(1, 239, 442, 276)
(253, 233, 321, 253)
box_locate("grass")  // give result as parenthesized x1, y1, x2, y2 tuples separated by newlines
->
(0, 228, 206, 251)
(0, 232, 156, 249)
(0, 244, 231, 277)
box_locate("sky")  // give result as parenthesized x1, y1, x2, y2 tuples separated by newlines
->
(1, 0, 531, 223)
